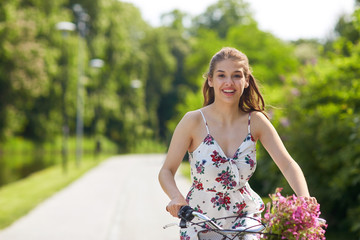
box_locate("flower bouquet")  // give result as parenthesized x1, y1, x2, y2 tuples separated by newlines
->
(261, 188, 327, 240)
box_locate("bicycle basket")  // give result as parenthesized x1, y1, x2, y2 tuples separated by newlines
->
(197, 229, 260, 240)
(197, 229, 280, 240)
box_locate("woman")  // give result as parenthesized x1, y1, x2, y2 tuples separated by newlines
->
(158, 47, 316, 239)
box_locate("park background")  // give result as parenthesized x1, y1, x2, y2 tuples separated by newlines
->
(0, 0, 359, 239)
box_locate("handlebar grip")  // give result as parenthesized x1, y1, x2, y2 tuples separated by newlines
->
(178, 205, 195, 220)
(178, 206, 194, 228)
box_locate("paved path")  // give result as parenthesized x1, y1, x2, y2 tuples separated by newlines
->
(0, 154, 191, 240)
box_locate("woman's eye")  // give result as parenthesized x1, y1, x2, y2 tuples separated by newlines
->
(234, 74, 242, 79)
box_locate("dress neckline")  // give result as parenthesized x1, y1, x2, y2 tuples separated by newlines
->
(206, 133, 253, 159)
(196, 109, 253, 159)
(190, 132, 255, 160)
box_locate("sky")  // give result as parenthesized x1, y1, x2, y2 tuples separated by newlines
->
(123, 0, 356, 41)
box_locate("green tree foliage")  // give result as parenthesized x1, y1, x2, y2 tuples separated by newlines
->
(156, 10, 192, 139)
(279, 10, 360, 236)
(84, 1, 150, 151)
(0, 0, 73, 141)
(227, 23, 298, 85)
(192, 0, 253, 38)
(0, 0, 152, 151)
(141, 27, 176, 139)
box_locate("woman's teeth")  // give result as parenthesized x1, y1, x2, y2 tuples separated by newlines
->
(223, 89, 234, 93)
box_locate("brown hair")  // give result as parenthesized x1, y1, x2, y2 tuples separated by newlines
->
(203, 47, 266, 115)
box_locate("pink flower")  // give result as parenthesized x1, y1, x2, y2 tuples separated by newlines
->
(262, 188, 327, 240)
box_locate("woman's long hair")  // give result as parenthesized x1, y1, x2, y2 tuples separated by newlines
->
(203, 47, 267, 116)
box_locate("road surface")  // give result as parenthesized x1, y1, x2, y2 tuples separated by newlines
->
(0, 154, 191, 240)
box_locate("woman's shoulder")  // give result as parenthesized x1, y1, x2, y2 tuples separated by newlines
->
(183, 109, 201, 118)
(251, 110, 269, 122)
(177, 109, 204, 128)
(250, 111, 273, 139)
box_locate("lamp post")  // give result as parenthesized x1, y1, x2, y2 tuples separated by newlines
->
(56, 21, 76, 173)
(90, 59, 104, 159)
(73, 4, 89, 167)
(57, 4, 89, 168)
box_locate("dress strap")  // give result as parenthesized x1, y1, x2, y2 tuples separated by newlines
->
(199, 109, 210, 134)
(248, 112, 251, 134)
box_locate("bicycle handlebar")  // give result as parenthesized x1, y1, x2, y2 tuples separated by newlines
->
(178, 205, 224, 230)
(177, 205, 326, 233)
(178, 206, 268, 231)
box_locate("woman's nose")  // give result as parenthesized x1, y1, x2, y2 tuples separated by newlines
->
(224, 76, 233, 84)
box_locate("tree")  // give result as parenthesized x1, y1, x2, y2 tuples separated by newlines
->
(0, 0, 71, 142)
(85, 0, 150, 151)
(191, 0, 254, 38)
(282, 33, 360, 238)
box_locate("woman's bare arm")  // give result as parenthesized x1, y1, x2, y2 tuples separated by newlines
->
(252, 112, 310, 197)
(158, 112, 196, 217)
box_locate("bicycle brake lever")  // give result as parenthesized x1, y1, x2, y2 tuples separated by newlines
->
(179, 218, 187, 228)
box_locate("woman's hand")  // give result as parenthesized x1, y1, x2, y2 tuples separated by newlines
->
(304, 196, 318, 205)
(166, 196, 188, 218)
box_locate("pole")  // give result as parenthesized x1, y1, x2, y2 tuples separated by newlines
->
(75, 34, 84, 167)
(73, 4, 89, 167)
(56, 22, 75, 174)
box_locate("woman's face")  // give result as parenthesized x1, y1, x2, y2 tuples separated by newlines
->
(208, 59, 249, 105)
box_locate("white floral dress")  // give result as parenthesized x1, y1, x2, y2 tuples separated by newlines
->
(180, 110, 265, 240)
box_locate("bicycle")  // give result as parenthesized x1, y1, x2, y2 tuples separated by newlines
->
(163, 206, 327, 240)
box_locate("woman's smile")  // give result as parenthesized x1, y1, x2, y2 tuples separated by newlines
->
(222, 88, 236, 96)
(209, 59, 249, 103)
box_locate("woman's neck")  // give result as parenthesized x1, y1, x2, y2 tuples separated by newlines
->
(206, 101, 243, 124)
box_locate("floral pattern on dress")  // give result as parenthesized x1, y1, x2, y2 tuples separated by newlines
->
(211, 192, 231, 211)
(180, 231, 190, 240)
(232, 148, 242, 160)
(195, 160, 206, 174)
(244, 133, 255, 142)
(233, 200, 247, 215)
(204, 135, 214, 145)
(180, 111, 264, 240)
(194, 204, 207, 215)
(245, 155, 255, 169)
(193, 177, 204, 190)
(185, 187, 194, 203)
(232, 218, 246, 229)
(211, 150, 227, 167)
(215, 166, 237, 190)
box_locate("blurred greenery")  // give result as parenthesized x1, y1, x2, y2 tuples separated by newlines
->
(0, 0, 359, 237)
(0, 136, 118, 186)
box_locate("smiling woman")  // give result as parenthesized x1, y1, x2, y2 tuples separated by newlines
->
(208, 61, 248, 102)
(203, 48, 265, 114)
(158, 47, 317, 240)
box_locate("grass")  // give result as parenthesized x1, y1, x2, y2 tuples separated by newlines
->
(0, 154, 112, 230)
(0, 135, 167, 230)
